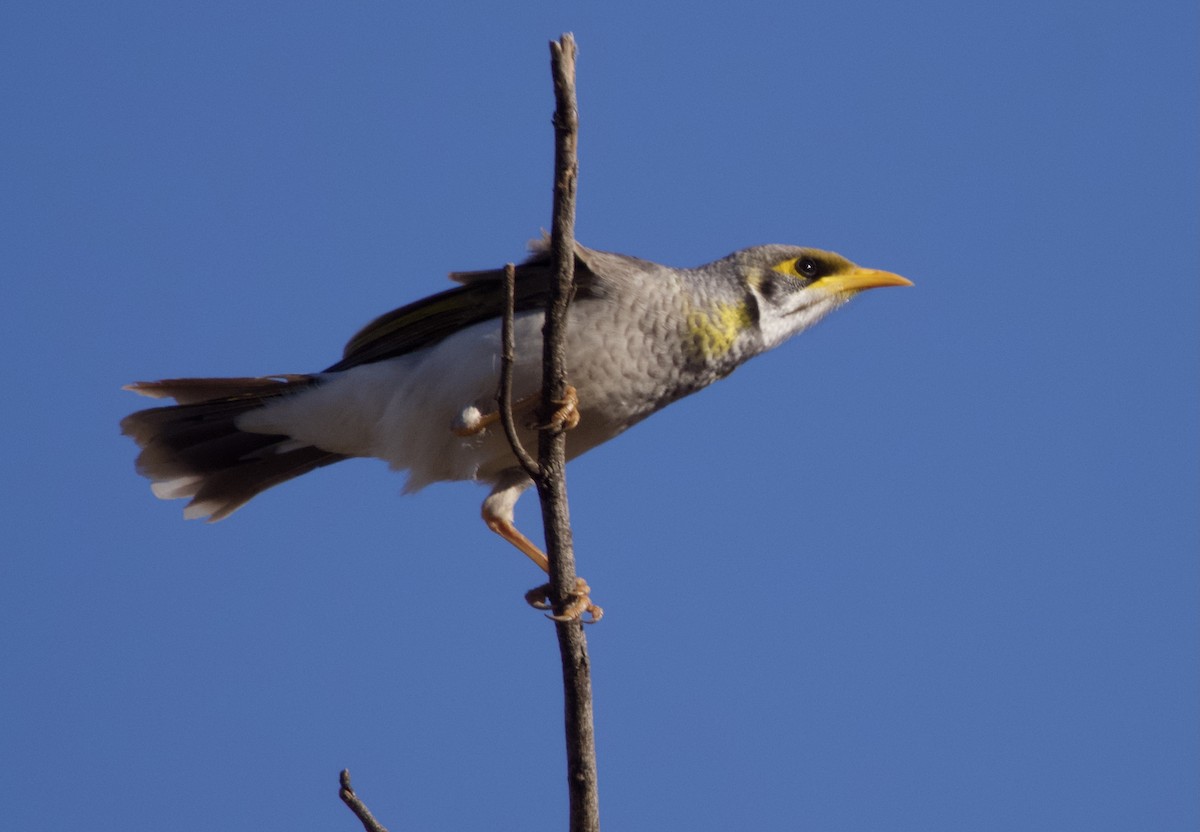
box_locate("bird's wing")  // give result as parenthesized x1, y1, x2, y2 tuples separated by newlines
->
(325, 243, 605, 373)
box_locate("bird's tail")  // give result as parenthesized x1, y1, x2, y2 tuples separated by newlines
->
(121, 375, 348, 521)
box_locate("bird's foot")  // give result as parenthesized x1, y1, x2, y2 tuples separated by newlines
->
(525, 576, 603, 624)
(453, 387, 577, 438)
(532, 384, 580, 432)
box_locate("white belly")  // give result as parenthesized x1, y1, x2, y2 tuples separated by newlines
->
(237, 305, 668, 491)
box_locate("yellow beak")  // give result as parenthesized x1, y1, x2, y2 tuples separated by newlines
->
(812, 267, 914, 294)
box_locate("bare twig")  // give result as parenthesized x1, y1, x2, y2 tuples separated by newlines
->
(497, 262, 541, 479)
(339, 770, 390, 832)
(538, 35, 581, 612)
(536, 33, 601, 832)
(338, 32, 599, 832)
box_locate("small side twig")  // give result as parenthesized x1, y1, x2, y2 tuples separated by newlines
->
(497, 262, 540, 479)
(339, 770, 390, 832)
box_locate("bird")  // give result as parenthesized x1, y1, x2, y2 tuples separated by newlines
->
(121, 240, 912, 621)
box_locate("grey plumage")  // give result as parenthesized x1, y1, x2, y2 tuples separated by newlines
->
(121, 240, 910, 619)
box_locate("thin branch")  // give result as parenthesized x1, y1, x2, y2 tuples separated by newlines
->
(498, 262, 541, 479)
(339, 770, 390, 832)
(537, 33, 601, 832)
(539, 37, 580, 602)
(338, 32, 599, 832)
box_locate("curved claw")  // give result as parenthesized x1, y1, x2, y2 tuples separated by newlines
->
(524, 576, 603, 623)
(530, 384, 580, 433)
(548, 603, 604, 625)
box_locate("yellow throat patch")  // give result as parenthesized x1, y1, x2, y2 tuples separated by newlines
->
(685, 301, 753, 362)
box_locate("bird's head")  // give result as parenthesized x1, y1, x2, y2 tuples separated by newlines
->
(724, 246, 913, 350)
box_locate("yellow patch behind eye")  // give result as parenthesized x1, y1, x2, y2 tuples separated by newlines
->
(685, 301, 754, 360)
(770, 258, 803, 279)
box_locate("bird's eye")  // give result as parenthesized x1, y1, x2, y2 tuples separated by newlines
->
(796, 257, 819, 278)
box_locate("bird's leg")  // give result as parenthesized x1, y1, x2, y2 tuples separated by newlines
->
(481, 495, 603, 624)
(452, 393, 540, 437)
(453, 385, 580, 437)
(482, 508, 550, 572)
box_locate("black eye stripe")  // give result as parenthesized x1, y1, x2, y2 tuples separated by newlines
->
(759, 275, 779, 301)
(768, 253, 837, 284)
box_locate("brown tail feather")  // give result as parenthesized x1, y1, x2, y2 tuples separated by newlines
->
(124, 375, 316, 405)
(121, 375, 348, 521)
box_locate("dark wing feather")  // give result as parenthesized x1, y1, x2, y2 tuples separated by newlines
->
(324, 246, 599, 373)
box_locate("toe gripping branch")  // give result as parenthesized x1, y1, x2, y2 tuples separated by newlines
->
(452, 385, 580, 438)
(483, 508, 603, 624)
(525, 577, 603, 624)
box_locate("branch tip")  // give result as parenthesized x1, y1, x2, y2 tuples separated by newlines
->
(338, 769, 390, 832)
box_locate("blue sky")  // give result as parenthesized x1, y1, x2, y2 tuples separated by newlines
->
(2, 2, 1197, 830)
